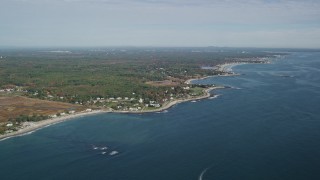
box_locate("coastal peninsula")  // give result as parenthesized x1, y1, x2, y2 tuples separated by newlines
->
(0, 47, 278, 139)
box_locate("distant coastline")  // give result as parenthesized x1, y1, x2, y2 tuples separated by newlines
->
(185, 62, 248, 84)
(0, 62, 248, 141)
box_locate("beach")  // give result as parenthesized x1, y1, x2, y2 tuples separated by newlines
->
(0, 110, 106, 141)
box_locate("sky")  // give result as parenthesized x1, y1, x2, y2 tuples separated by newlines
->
(1, 0, 320, 48)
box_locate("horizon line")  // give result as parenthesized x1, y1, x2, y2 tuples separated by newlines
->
(1, 45, 320, 50)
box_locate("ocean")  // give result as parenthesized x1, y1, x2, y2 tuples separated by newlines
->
(1, 52, 320, 180)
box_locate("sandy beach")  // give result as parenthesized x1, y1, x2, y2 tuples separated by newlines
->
(0, 110, 107, 141)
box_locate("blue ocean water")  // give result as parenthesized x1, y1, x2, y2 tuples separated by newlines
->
(1, 52, 320, 180)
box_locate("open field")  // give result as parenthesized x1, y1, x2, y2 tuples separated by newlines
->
(0, 96, 85, 123)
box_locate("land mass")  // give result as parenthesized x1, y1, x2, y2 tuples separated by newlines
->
(0, 47, 282, 138)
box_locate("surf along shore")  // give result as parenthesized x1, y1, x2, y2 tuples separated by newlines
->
(0, 62, 248, 141)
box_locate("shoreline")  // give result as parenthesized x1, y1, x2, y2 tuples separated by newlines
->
(0, 110, 107, 141)
(185, 62, 246, 85)
(0, 63, 244, 141)
(112, 86, 225, 114)
(0, 86, 222, 141)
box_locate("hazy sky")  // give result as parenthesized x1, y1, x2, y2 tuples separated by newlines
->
(1, 0, 320, 48)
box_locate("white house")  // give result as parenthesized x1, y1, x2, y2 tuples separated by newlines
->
(49, 114, 57, 118)
(69, 110, 76, 114)
(6, 123, 13, 127)
(139, 98, 144, 103)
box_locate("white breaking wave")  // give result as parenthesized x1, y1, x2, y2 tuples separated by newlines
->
(0, 137, 12, 142)
(16, 130, 36, 137)
(198, 167, 210, 180)
(209, 94, 221, 99)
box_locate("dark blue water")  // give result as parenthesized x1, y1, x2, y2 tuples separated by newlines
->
(1, 52, 320, 180)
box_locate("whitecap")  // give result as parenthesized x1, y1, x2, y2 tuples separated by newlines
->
(209, 95, 220, 99)
(100, 147, 108, 150)
(109, 151, 119, 156)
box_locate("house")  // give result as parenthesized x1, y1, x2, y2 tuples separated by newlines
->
(6, 123, 13, 127)
(129, 107, 138, 111)
(149, 103, 161, 108)
(69, 110, 76, 114)
(139, 98, 144, 103)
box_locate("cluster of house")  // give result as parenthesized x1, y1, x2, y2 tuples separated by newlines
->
(3, 122, 14, 134)
(0, 86, 26, 93)
(103, 97, 135, 103)
(0, 88, 14, 92)
(48, 110, 76, 118)
(72, 96, 136, 105)
(146, 101, 161, 108)
(115, 99, 161, 111)
(72, 96, 162, 108)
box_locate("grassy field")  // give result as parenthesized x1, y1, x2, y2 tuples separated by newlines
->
(0, 95, 85, 122)
(0, 95, 85, 134)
